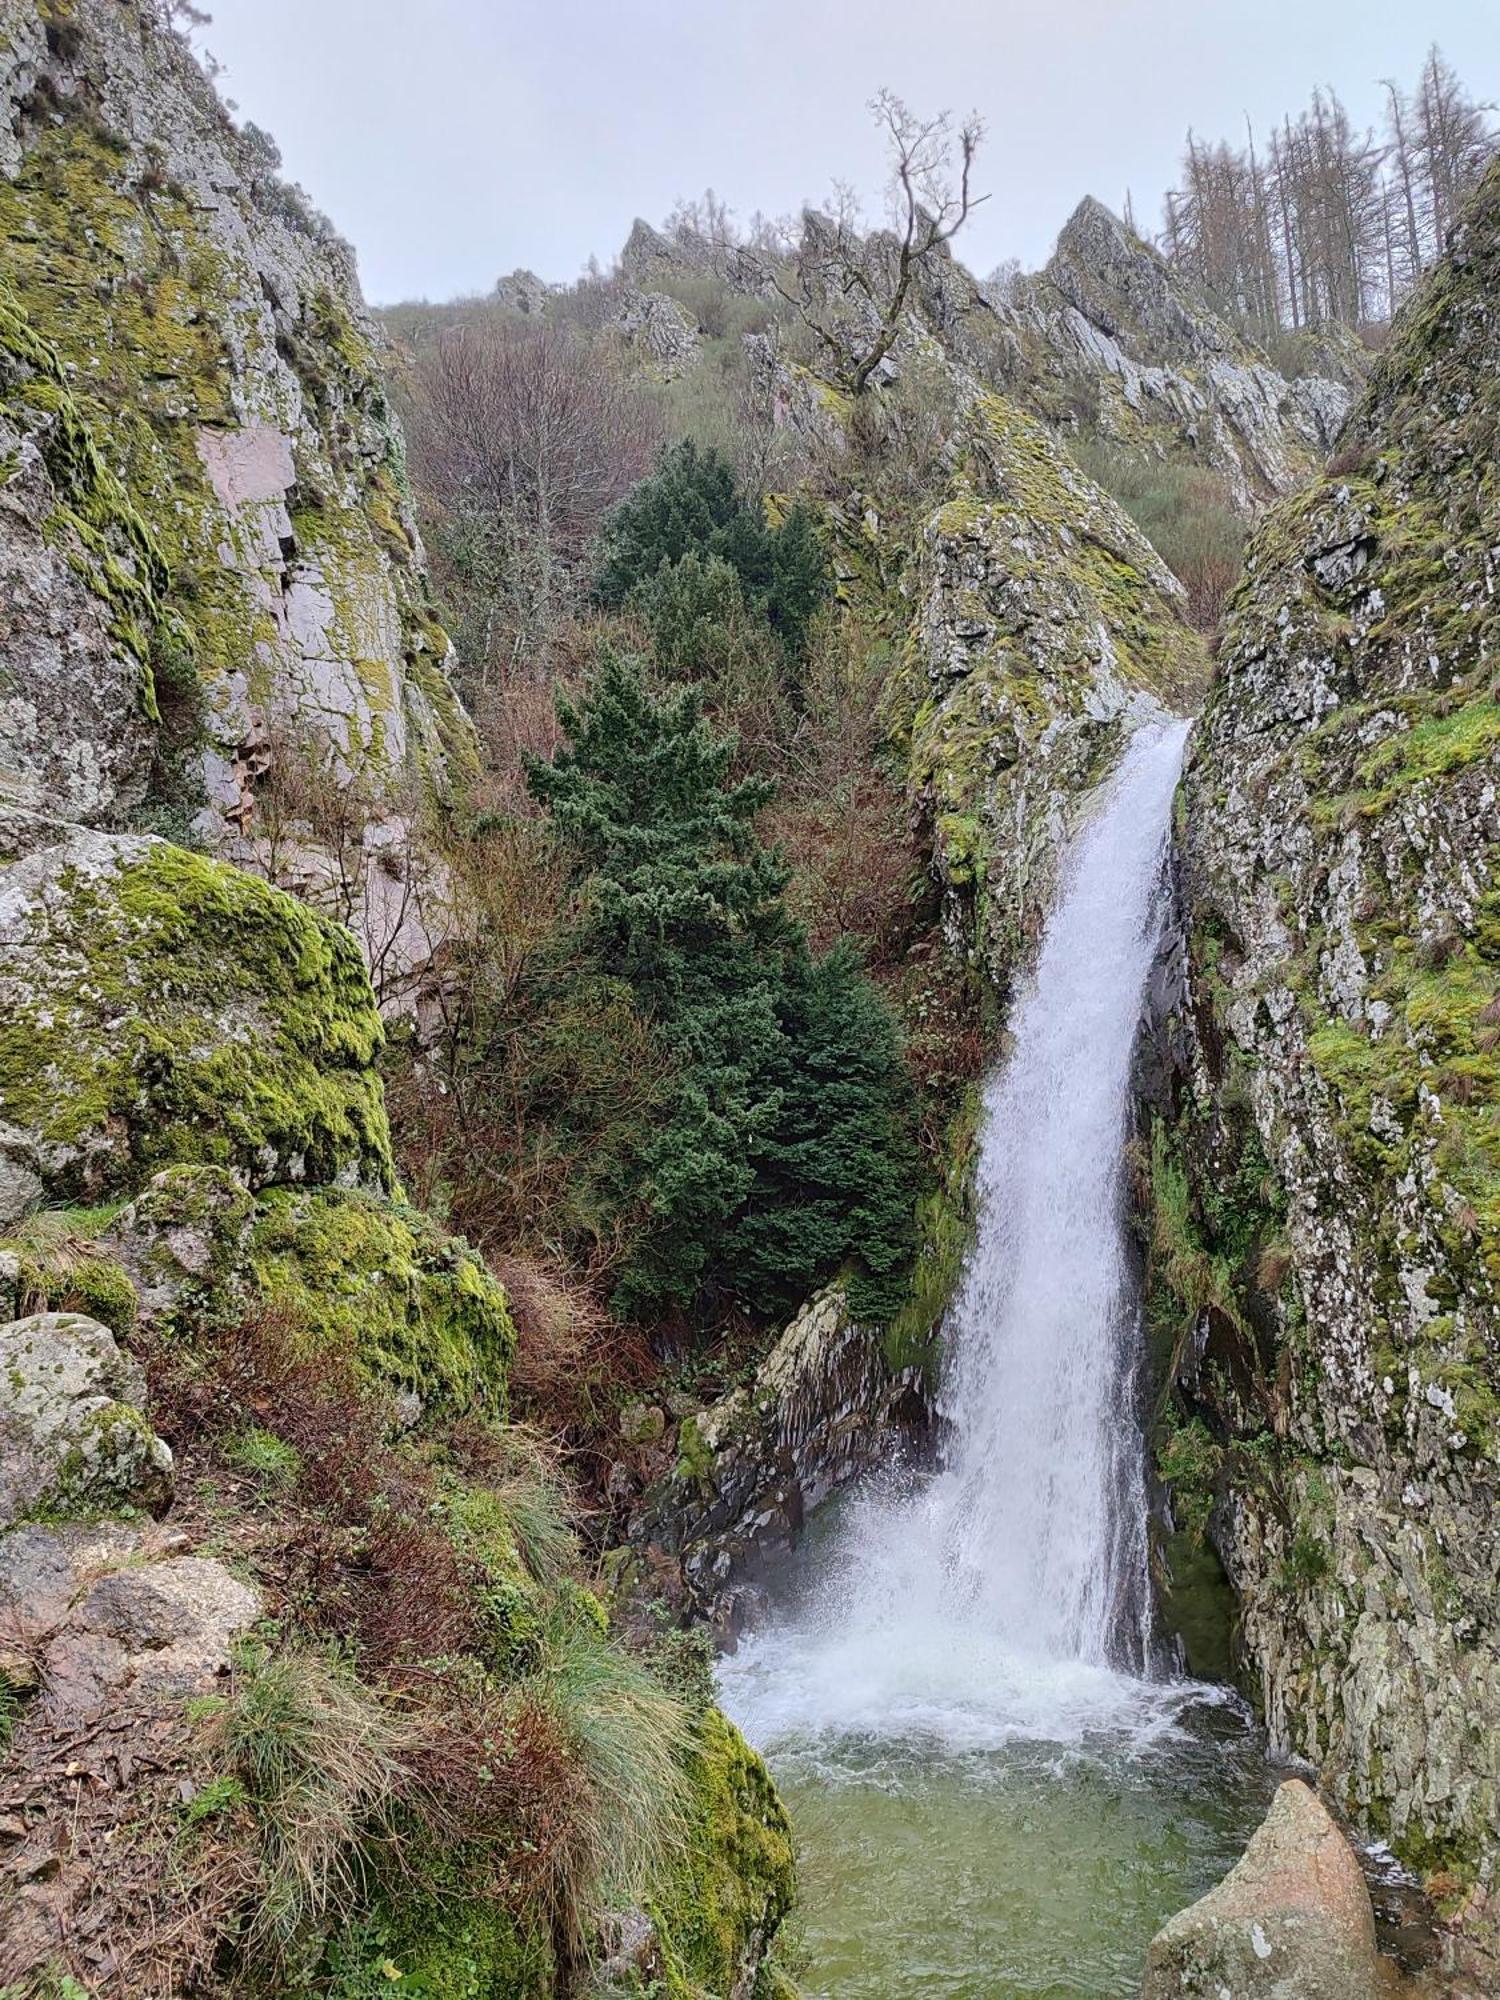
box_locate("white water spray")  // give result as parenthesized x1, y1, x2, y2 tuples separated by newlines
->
(723, 718, 1194, 1753)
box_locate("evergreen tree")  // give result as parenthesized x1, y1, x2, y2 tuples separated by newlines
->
(526, 649, 915, 1321)
(725, 942, 919, 1321)
(594, 441, 828, 657)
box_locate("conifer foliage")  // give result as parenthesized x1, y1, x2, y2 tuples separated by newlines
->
(593, 440, 828, 659)
(526, 649, 916, 1322)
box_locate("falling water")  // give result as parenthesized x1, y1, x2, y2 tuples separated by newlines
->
(720, 719, 1276, 1996)
(924, 714, 1192, 1671)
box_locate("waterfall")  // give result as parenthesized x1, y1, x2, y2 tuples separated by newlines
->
(723, 718, 1192, 1752)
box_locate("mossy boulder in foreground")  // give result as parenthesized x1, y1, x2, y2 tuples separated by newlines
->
(0, 829, 394, 1226)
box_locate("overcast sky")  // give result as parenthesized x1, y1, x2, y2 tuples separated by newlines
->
(194, 1, 1499, 306)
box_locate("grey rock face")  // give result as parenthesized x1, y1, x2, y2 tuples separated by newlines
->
(1141, 1780, 1384, 1999)
(0, 1313, 173, 1527)
(629, 1286, 929, 1634)
(612, 285, 701, 378)
(1032, 198, 1353, 510)
(0, 0, 470, 1015)
(494, 267, 552, 315)
(1162, 162, 1500, 1875)
(907, 394, 1203, 985)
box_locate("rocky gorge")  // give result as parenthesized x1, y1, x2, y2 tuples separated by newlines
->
(0, 1, 1498, 1995)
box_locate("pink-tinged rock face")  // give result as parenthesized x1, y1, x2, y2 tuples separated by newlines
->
(1142, 1779, 1384, 1999)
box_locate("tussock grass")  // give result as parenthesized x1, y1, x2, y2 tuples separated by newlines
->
(217, 1642, 418, 1947)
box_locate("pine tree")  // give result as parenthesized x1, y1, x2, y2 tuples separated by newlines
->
(724, 942, 919, 1321)
(594, 441, 827, 658)
(526, 649, 916, 1321)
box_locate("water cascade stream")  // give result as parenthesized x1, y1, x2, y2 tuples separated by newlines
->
(721, 720, 1276, 1996)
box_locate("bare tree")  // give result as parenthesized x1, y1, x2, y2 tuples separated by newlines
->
(769, 90, 986, 396)
(1162, 50, 1496, 337)
(408, 319, 661, 687)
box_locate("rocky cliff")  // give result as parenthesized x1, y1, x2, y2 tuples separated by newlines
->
(0, 7, 796, 1993)
(1019, 197, 1356, 509)
(0, 0, 467, 1001)
(632, 196, 1356, 518)
(893, 390, 1204, 986)
(1154, 157, 1500, 1897)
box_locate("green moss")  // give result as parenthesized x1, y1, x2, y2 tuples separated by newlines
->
(674, 1413, 715, 1492)
(101, 1164, 257, 1335)
(1155, 1415, 1224, 1547)
(248, 1187, 513, 1416)
(883, 1082, 980, 1376)
(0, 1217, 138, 1335)
(648, 1708, 797, 2000)
(325, 1884, 552, 1998)
(440, 1482, 546, 1672)
(0, 840, 394, 1206)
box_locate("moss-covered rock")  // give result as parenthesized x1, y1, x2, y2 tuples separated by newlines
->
(0, 1309, 173, 1526)
(247, 1186, 514, 1417)
(648, 1708, 798, 1999)
(895, 391, 1206, 991)
(1169, 158, 1500, 1878)
(0, 0, 473, 1020)
(97, 1165, 514, 1418)
(0, 829, 392, 1222)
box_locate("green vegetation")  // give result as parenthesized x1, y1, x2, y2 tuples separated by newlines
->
(527, 649, 918, 1321)
(0, 841, 394, 1208)
(1068, 437, 1247, 630)
(595, 440, 829, 658)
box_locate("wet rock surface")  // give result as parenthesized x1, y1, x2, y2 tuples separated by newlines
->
(1141, 1779, 1388, 1999)
(626, 1286, 931, 1636)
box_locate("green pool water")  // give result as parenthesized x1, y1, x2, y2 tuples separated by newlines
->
(717, 1507, 1281, 1999)
(756, 1700, 1278, 1999)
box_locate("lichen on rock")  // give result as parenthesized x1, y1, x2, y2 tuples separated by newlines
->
(0, 1310, 173, 1526)
(1158, 157, 1500, 1879)
(897, 390, 1205, 987)
(0, 0, 474, 1026)
(0, 827, 393, 1222)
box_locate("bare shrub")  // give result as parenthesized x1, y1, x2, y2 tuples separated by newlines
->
(409, 320, 662, 691)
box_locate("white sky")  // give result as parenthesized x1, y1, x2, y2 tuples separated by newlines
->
(194, 0, 1500, 305)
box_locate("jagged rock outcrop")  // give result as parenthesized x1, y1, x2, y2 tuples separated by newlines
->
(1154, 159, 1500, 1883)
(0, 0, 468, 1006)
(1022, 198, 1353, 509)
(611, 282, 701, 378)
(896, 392, 1205, 984)
(1141, 1780, 1387, 1999)
(624, 1286, 930, 1635)
(652, 198, 1356, 516)
(493, 266, 552, 315)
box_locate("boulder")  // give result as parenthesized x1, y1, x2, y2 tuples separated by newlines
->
(0, 1313, 173, 1528)
(612, 285, 701, 379)
(1141, 1779, 1385, 1999)
(0, 1517, 258, 1726)
(0, 830, 394, 1223)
